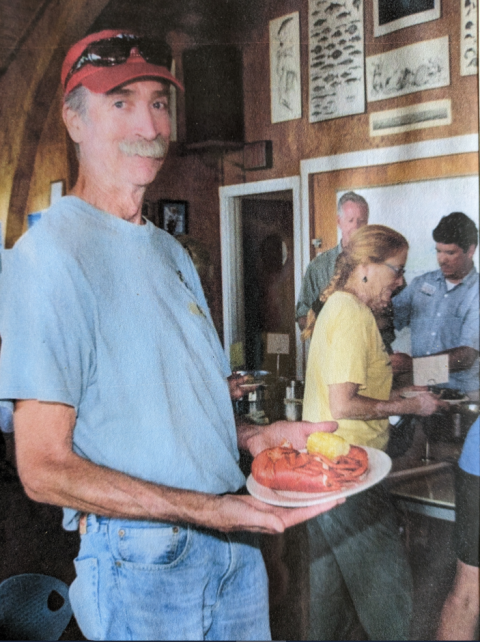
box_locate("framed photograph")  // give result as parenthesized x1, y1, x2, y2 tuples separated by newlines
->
(50, 179, 65, 205)
(366, 36, 450, 103)
(270, 12, 302, 123)
(373, 0, 441, 36)
(160, 200, 188, 236)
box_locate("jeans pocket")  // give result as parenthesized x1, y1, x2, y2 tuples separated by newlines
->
(114, 523, 189, 568)
(70, 557, 104, 641)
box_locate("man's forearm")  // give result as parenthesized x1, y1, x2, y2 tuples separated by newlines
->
(14, 399, 231, 529)
(18, 438, 226, 526)
(444, 346, 479, 372)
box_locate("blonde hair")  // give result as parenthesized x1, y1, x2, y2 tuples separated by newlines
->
(301, 224, 408, 340)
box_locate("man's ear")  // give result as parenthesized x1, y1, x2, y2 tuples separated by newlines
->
(62, 102, 84, 144)
(465, 244, 477, 261)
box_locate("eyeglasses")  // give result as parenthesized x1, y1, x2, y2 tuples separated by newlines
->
(64, 34, 173, 91)
(383, 262, 405, 278)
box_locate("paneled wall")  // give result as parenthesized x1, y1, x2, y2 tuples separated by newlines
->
(221, 0, 478, 188)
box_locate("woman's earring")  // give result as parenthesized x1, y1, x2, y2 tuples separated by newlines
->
(362, 275, 368, 283)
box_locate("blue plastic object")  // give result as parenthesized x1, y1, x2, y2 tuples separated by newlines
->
(0, 573, 72, 640)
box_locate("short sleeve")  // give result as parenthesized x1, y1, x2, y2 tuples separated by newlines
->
(457, 288, 479, 351)
(0, 240, 96, 409)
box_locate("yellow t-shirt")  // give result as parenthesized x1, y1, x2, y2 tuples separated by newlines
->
(302, 291, 392, 450)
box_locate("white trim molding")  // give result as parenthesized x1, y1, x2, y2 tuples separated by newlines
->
(219, 176, 304, 378)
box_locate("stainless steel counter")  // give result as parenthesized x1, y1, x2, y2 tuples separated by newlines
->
(386, 423, 462, 521)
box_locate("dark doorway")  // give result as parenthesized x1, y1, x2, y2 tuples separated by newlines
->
(241, 196, 295, 378)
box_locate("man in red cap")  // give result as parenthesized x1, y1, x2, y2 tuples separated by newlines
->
(0, 30, 340, 640)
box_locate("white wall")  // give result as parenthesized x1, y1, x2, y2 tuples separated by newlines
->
(339, 176, 479, 282)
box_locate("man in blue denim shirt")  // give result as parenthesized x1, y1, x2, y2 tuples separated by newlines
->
(393, 212, 479, 397)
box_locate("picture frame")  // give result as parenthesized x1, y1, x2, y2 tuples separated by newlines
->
(50, 179, 65, 205)
(160, 200, 188, 236)
(269, 12, 302, 124)
(369, 99, 452, 137)
(460, 0, 478, 76)
(373, 0, 441, 36)
(366, 36, 450, 103)
(308, 0, 366, 123)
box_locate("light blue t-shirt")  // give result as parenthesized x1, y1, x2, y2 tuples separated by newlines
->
(0, 197, 244, 528)
(393, 268, 479, 393)
(458, 418, 480, 477)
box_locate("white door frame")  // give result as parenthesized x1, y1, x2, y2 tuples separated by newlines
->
(219, 176, 304, 378)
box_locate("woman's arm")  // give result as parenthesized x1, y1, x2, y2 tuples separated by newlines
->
(328, 382, 449, 421)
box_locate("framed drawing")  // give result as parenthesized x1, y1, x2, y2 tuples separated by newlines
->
(460, 0, 478, 76)
(366, 36, 450, 102)
(161, 200, 188, 236)
(373, 0, 441, 36)
(308, 0, 365, 123)
(270, 12, 302, 123)
(369, 99, 452, 136)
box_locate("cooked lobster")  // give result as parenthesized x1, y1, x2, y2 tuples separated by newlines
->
(251, 441, 368, 493)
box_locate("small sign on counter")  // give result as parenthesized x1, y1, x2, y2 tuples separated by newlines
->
(413, 354, 449, 387)
(266, 333, 290, 355)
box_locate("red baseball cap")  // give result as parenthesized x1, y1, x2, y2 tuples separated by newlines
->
(62, 29, 184, 96)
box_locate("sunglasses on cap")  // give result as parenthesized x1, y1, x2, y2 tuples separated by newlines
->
(64, 33, 173, 91)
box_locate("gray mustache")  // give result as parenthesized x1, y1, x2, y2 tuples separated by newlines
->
(118, 136, 168, 158)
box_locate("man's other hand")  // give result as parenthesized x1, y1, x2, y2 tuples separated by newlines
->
(243, 419, 338, 457)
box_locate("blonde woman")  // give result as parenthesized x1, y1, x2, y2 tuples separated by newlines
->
(302, 225, 448, 640)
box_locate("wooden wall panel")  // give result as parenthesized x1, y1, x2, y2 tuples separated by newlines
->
(311, 152, 478, 249)
(222, 0, 478, 187)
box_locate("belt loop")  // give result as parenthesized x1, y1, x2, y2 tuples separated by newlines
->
(79, 513, 88, 535)
(79, 513, 101, 535)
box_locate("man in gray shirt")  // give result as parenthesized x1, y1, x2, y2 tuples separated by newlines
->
(296, 192, 369, 330)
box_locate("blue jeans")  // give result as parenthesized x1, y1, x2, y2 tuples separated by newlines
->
(307, 485, 413, 641)
(69, 515, 271, 641)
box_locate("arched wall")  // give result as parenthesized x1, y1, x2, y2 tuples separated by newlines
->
(0, 0, 111, 247)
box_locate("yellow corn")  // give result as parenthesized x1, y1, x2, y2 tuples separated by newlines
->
(306, 432, 350, 460)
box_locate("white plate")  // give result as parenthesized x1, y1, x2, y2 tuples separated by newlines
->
(442, 396, 469, 405)
(401, 390, 468, 404)
(400, 390, 424, 398)
(246, 446, 392, 507)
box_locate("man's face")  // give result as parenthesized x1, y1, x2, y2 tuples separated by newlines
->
(70, 80, 171, 189)
(337, 200, 369, 246)
(436, 242, 476, 282)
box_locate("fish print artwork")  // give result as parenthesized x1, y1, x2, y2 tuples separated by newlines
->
(308, 0, 365, 122)
(461, 0, 478, 76)
(366, 36, 450, 102)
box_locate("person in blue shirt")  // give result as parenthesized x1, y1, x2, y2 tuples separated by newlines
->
(437, 417, 479, 639)
(0, 29, 341, 641)
(393, 212, 479, 398)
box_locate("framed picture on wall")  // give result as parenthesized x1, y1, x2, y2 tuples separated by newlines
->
(269, 12, 302, 123)
(373, 0, 441, 36)
(161, 200, 188, 236)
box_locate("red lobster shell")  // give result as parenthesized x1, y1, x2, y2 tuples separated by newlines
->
(251, 443, 368, 493)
